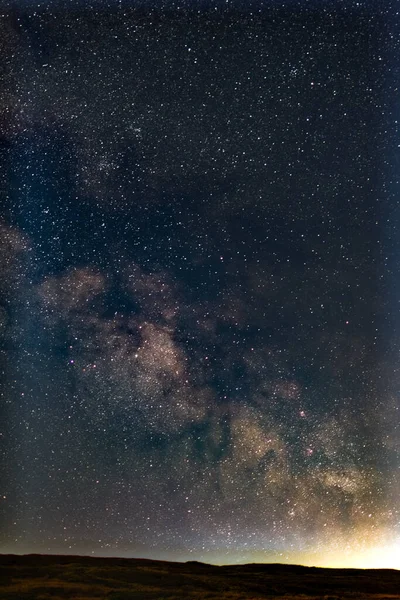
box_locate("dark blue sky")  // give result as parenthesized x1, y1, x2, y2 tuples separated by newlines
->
(1, 0, 399, 567)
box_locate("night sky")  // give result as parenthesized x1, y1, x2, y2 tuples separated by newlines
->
(1, 0, 400, 568)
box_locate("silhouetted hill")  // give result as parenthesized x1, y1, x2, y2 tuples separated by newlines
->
(0, 553, 399, 599)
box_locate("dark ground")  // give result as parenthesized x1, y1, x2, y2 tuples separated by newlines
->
(0, 554, 400, 599)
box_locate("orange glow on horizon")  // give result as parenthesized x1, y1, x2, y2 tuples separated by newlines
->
(209, 536, 400, 571)
(310, 543, 400, 570)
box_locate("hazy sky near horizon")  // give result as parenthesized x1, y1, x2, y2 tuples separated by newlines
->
(1, 0, 399, 568)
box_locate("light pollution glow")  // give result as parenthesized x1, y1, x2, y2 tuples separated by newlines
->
(199, 547, 399, 570)
(191, 529, 400, 570)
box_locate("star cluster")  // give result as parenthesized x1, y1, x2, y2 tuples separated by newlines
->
(1, 0, 399, 567)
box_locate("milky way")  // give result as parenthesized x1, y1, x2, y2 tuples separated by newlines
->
(1, 0, 399, 568)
